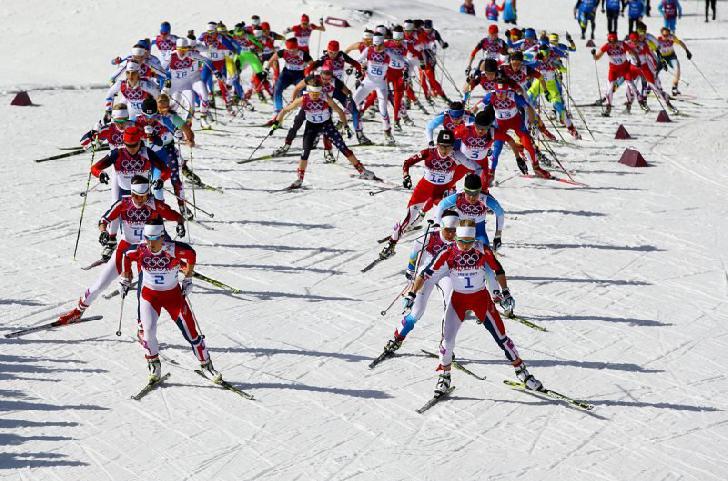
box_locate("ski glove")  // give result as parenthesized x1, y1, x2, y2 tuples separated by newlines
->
(465, 66, 471, 77)
(493, 235, 502, 251)
(98, 172, 110, 184)
(441, 42, 449, 49)
(402, 292, 416, 312)
(181, 277, 193, 296)
(686, 50, 692, 60)
(119, 277, 131, 298)
(403, 174, 413, 189)
(499, 289, 515, 316)
(99, 231, 110, 246)
(103, 111, 112, 124)
(176, 223, 186, 238)
(152, 179, 164, 190)
(405, 270, 415, 281)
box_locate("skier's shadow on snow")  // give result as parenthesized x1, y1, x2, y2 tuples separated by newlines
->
(197, 262, 343, 275)
(221, 381, 393, 399)
(511, 275, 651, 286)
(164, 342, 371, 364)
(508, 209, 608, 217)
(508, 242, 664, 252)
(203, 219, 336, 230)
(193, 283, 358, 302)
(0, 354, 107, 470)
(466, 358, 662, 374)
(529, 314, 671, 328)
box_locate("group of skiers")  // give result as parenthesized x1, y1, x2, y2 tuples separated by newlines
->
(38, 4, 703, 405)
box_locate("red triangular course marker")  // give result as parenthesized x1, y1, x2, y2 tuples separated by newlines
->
(618, 148, 648, 167)
(656, 110, 671, 122)
(615, 124, 632, 139)
(585, 39, 596, 47)
(11, 91, 32, 106)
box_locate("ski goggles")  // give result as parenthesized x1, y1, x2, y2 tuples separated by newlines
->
(143, 223, 165, 240)
(448, 109, 465, 119)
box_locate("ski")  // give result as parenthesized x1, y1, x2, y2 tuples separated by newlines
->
(193, 271, 242, 294)
(521, 174, 588, 187)
(503, 379, 594, 411)
(368, 349, 396, 369)
(103, 282, 137, 300)
(186, 179, 223, 193)
(5, 315, 103, 339)
(81, 258, 108, 271)
(195, 369, 254, 400)
(377, 225, 423, 244)
(350, 174, 385, 183)
(361, 256, 388, 273)
(131, 372, 171, 401)
(420, 350, 486, 381)
(354, 143, 397, 149)
(237, 152, 298, 164)
(416, 386, 455, 414)
(35, 145, 109, 163)
(504, 313, 548, 332)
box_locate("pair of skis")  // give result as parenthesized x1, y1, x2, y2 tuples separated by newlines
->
(130, 368, 254, 401)
(369, 347, 593, 413)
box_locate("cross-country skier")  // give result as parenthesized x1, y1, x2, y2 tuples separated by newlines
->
(285, 14, 325, 54)
(592, 32, 641, 115)
(655, 26, 692, 96)
(378, 129, 483, 260)
(271, 78, 376, 189)
(104, 62, 160, 121)
(121, 218, 221, 383)
(405, 220, 542, 396)
(56, 175, 184, 326)
(90, 126, 171, 259)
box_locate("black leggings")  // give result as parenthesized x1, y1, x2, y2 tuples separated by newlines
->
(606, 10, 619, 34)
(706, 0, 716, 18)
(301, 119, 351, 160)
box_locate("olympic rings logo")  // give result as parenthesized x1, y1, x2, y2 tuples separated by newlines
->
(430, 159, 454, 171)
(371, 53, 387, 63)
(126, 207, 151, 222)
(308, 99, 327, 110)
(455, 252, 479, 267)
(143, 256, 170, 270)
(494, 99, 514, 109)
(466, 137, 489, 148)
(459, 203, 485, 216)
(125, 88, 146, 101)
(120, 158, 146, 170)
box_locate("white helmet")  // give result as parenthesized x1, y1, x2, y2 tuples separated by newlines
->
(131, 47, 146, 57)
(126, 61, 141, 72)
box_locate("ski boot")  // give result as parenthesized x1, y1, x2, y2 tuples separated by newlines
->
(393, 119, 403, 132)
(516, 157, 529, 174)
(199, 114, 212, 130)
(638, 99, 650, 112)
(147, 358, 162, 383)
(602, 104, 612, 117)
(357, 168, 377, 180)
(667, 101, 679, 115)
(671, 85, 680, 97)
(402, 115, 415, 127)
(200, 359, 223, 384)
(440, 95, 452, 104)
(625, 101, 633, 114)
(356, 131, 373, 146)
(101, 239, 117, 262)
(323, 150, 336, 164)
(426, 96, 436, 107)
(257, 91, 267, 102)
(57, 306, 84, 325)
(384, 130, 396, 146)
(182, 165, 202, 185)
(384, 338, 403, 354)
(379, 240, 396, 260)
(287, 179, 303, 190)
(532, 165, 552, 179)
(179, 205, 194, 221)
(272, 143, 290, 157)
(434, 372, 452, 396)
(567, 125, 582, 140)
(515, 363, 543, 391)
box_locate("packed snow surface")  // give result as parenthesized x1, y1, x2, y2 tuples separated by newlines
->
(2, 0, 728, 480)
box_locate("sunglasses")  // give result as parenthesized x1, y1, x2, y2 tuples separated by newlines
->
(456, 238, 476, 244)
(124, 142, 141, 148)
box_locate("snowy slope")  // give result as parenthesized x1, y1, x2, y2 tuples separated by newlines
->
(2, 1, 728, 480)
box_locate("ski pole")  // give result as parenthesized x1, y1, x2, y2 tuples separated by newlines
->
(116, 289, 126, 337)
(539, 138, 577, 183)
(246, 129, 275, 162)
(73, 144, 97, 260)
(80, 182, 102, 197)
(163, 187, 214, 218)
(593, 57, 605, 116)
(563, 85, 596, 140)
(380, 283, 411, 316)
(187, 144, 197, 220)
(401, 219, 434, 315)
(689, 59, 723, 100)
